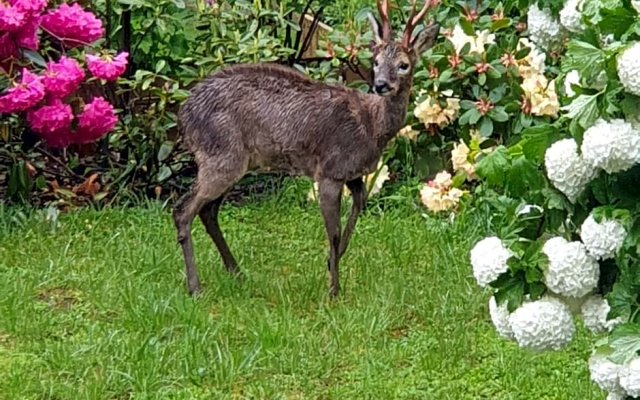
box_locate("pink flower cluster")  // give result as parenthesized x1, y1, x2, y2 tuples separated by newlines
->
(86, 52, 129, 81)
(40, 3, 103, 47)
(0, 1, 125, 148)
(1, 1, 104, 65)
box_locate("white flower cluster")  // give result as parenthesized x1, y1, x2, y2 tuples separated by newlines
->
(542, 237, 599, 298)
(581, 118, 640, 174)
(488, 296, 514, 340)
(580, 214, 627, 260)
(589, 354, 640, 399)
(620, 358, 640, 397)
(544, 138, 596, 202)
(527, 4, 564, 50)
(469, 237, 512, 287)
(580, 294, 623, 333)
(617, 42, 640, 97)
(564, 70, 581, 97)
(559, 0, 584, 33)
(633, 0, 640, 13)
(508, 296, 575, 351)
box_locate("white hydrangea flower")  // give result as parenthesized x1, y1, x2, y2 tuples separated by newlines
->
(564, 70, 580, 97)
(620, 357, 640, 397)
(489, 296, 515, 340)
(589, 353, 624, 393)
(617, 42, 640, 97)
(509, 296, 575, 351)
(580, 214, 627, 260)
(633, 0, 640, 13)
(544, 138, 596, 202)
(516, 203, 543, 216)
(559, 0, 584, 33)
(527, 4, 564, 50)
(470, 237, 512, 287)
(581, 118, 640, 174)
(542, 236, 599, 298)
(581, 295, 624, 334)
(606, 390, 627, 400)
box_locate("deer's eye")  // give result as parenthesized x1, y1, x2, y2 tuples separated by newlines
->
(373, 59, 380, 68)
(398, 62, 410, 71)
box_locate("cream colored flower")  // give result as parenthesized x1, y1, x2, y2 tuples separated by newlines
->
(361, 161, 390, 196)
(451, 140, 476, 179)
(307, 160, 390, 201)
(419, 170, 466, 212)
(414, 95, 460, 128)
(522, 73, 560, 117)
(516, 38, 546, 79)
(397, 125, 419, 141)
(447, 24, 496, 55)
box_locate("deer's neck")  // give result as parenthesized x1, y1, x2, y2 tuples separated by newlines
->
(372, 85, 412, 147)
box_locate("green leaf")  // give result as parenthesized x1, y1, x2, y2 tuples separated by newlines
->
(599, 6, 636, 38)
(489, 107, 509, 122)
(157, 141, 174, 162)
(478, 116, 494, 136)
(22, 50, 47, 68)
(459, 18, 475, 36)
(520, 124, 560, 163)
(155, 59, 166, 74)
(476, 146, 510, 186)
(494, 274, 525, 312)
(561, 93, 601, 129)
(507, 156, 545, 196)
(608, 323, 640, 364)
(490, 18, 511, 32)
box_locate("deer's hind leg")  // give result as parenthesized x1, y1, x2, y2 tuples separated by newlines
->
(339, 177, 367, 257)
(173, 156, 246, 296)
(199, 196, 242, 277)
(318, 178, 344, 297)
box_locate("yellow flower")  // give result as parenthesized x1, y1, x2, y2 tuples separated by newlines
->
(419, 170, 467, 212)
(516, 38, 546, 79)
(307, 160, 390, 201)
(521, 73, 560, 118)
(447, 25, 496, 55)
(414, 94, 460, 128)
(397, 125, 419, 141)
(451, 140, 477, 179)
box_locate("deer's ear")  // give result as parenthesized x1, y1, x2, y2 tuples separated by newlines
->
(367, 12, 384, 46)
(412, 22, 440, 55)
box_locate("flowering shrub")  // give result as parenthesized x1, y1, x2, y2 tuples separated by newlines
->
(464, 0, 640, 398)
(0, 0, 127, 149)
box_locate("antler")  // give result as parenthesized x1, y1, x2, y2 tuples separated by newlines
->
(376, 0, 392, 41)
(401, 0, 437, 48)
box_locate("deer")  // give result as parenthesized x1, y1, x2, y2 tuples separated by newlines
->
(173, 0, 440, 297)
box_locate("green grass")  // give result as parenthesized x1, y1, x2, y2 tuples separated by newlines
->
(0, 198, 605, 399)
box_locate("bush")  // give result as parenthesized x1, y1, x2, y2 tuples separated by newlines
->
(465, 1, 640, 398)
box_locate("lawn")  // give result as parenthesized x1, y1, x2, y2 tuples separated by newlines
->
(0, 196, 604, 399)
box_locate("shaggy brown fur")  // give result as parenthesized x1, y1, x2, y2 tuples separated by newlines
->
(173, 0, 440, 297)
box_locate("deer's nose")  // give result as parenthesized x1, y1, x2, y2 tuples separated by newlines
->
(374, 81, 390, 95)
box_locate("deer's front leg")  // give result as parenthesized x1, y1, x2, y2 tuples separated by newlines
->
(318, 178, 344, 297)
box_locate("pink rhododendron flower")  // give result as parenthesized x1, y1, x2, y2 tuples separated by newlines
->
(0, 1, 26, 31)
(11, 0, 47, 17)
(85, 52, 128, 81)
(42, 56, 85, 99)
(26, 98, 73, 136)
(0, 68, 45, 113)
(0, 32, 18, 62)
(40, 3, 103, 47)
(14, 15, 39, 49)
(76, 96, 117, 143)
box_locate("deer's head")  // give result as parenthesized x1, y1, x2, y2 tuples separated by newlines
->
(367, 0, 440, 96)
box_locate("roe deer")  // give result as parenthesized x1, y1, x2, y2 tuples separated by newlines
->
(174, 0, 440, 297)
